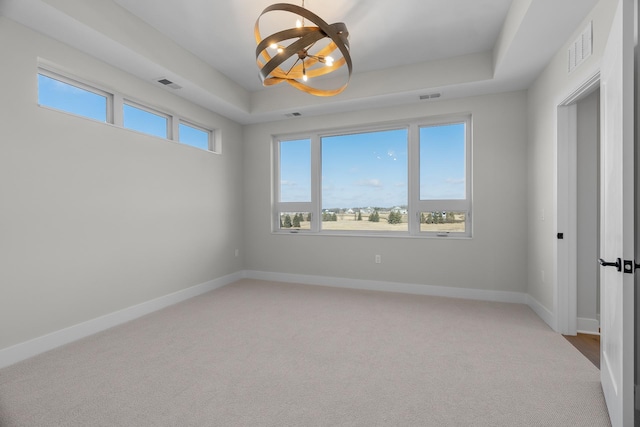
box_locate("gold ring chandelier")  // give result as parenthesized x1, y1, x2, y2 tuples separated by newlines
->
(254, 2, 352, 96)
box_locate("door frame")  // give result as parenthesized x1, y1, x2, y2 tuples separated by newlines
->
(556, 70, 600, 335)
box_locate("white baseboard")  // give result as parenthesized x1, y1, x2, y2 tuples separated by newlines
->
(526, 294, 556, 330)
(577, 317, 600, 335)
(244, 270, 528, 304)
(0, 272, 242, 369)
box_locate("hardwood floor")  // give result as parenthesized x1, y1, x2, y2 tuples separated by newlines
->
(563, 333, 600, 369)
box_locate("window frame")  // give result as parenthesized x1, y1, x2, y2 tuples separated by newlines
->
(273, 115, 472, 238)
(122, 99, 171, 139)
(37, 68, 113, 123)
(273, 134, 320, 232)
(178, 120, 214, 152)
(411, 116, 472, 237)
(36, 64, 220, 154)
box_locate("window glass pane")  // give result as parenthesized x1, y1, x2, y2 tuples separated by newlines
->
(179, 123, 210, 150)
(38, 74, 107, 122)
(318, 208, 408, 232)
(420, 123, 466, 200)
(280, 139, 311, 202)
(420, 211, 466, 233)
(279, 212, 312, 230)
(322, 129, 408, 232)
(123, 103, 168, 138)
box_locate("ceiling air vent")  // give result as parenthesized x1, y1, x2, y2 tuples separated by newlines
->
(284, 112, 302, 118)
(156, 78, 182, 90)
(419, 92, 441, 100)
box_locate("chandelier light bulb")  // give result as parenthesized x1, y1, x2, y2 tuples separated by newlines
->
(325, 56, 334, 66)
(296, 18, 302, 28)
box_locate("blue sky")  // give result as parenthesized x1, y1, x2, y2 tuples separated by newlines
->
(322, 129, 407, 208)
(38, 74, 107, 121)
(281, 123, 466, 209)
(420, 123, 466, 200)
(123, 104, 168, 139)
(280, 139, 312, 202)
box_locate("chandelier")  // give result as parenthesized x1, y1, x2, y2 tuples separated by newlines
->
(254, 1, 352, 96)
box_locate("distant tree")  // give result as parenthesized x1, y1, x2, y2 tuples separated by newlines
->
(426, 212, 433, 224)
(283, 214, 292, 228)
(434, 211, 443, 224)
(369, 210, 380, 222)
(306, 213, 312, 221)
(280, 217, 284, 228)
(292, 213, 301, 228)
(420, 213, 426, 224)
(357, 212, 362, 221)
(446, 211, 455, 223)
(388, 211, 402, 224)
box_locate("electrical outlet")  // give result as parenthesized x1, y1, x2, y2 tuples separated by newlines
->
(375, 254, 381, 264)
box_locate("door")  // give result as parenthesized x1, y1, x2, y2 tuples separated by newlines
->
(598, 0, 635, 425)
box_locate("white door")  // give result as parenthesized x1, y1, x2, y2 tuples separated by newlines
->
(598, 0, 635, 425)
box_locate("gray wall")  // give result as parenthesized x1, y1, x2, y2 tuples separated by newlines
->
(0, 18, 244, 351)
(243, 91, 528, 294)
(526, 0, 616, 319)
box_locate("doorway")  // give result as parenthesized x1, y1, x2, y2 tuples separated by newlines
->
(561, 88, 601, 367)
(555, 72, 600, 337)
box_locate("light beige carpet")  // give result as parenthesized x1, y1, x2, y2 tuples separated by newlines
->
(0, 279, 611, 426)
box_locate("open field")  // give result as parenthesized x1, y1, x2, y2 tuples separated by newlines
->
(280, 212, 466, 233)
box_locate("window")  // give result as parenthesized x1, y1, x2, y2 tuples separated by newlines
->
(37, 66, 218, 153)
(322, 129, 408, 232)
(416, 121, 470, 236)
(123, 102, 169, 139)
(276, 138, 313, 231)
(37, 72, 110, 122)
(179, 121, 211, 151)
(273, 116, 471, 237)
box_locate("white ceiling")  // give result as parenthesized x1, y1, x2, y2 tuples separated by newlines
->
(1, 0, 599, 124)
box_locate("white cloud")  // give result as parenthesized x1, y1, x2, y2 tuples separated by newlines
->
(356, 179, 383, 188)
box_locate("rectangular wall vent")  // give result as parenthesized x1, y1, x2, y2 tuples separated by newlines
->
(419, 92, 441, 100)
(157, 78, 182, 90)
(568, 22, 592, 73)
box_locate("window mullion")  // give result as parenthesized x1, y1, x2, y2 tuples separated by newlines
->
(112, 93, 124, 126)
(311, 134, 321, 232)
(408, 123, 420, 235)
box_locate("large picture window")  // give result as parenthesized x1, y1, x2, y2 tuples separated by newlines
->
(322, 128, 408, 232)
(274, 116, 472, 237)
